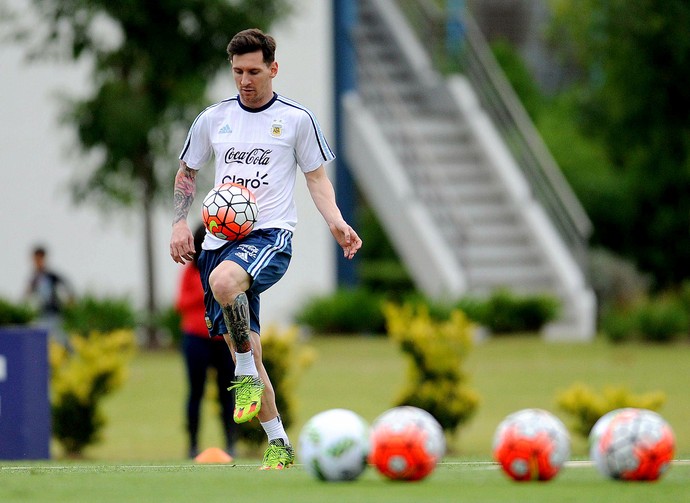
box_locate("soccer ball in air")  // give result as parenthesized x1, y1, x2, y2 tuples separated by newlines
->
(298, 408, 370, 482)
(201, 182, 258, 240)
(493, 408, 570, 481)
(589, 408, 675, 481)
(369, 406, 445, 481)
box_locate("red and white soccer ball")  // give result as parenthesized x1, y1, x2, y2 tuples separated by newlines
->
(589, 407, 675, 481)
(368, 406, 445, 481)
(493, 408, 571, 482)
(201, 182, 258, 240)
(298, 408, 370, 482)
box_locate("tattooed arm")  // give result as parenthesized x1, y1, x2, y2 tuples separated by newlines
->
(170, 161, 198, 264)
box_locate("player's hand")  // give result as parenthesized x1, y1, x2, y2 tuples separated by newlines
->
(330, 221, 362, 260)
(170, 222, 195, 264)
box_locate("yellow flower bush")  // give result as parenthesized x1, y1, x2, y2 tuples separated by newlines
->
(384, 303, 480, 439)
(50, 329, 136, 457)
(556, 382, 666, 438)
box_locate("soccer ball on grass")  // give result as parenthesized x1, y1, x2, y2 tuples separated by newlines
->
(493, 408, 570, 482)
(202, 182, 258, 240)
(589, 407, 675, 481)
(368, 406, 445, 481)
(298, 408, 370, 482)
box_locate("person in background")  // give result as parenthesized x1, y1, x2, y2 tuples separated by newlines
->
(25, 245, 74, 342)
(176, 224, 238, 459)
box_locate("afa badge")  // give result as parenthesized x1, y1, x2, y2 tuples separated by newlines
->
(270, 119, 283, 138)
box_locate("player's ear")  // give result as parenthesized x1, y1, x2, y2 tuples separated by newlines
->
(270, 61, 278, 78)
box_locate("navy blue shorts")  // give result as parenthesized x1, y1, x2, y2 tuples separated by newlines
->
(197, 228, 292, 337)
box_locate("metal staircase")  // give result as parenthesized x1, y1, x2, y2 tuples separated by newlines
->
(342, 0, 596, 339)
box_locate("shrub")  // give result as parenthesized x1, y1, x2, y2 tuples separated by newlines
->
(50, 329, 136, 457)
(556, 382, 666, 439)
(295, 288, 386, 334)
(457, 289, 560, 334)
(384, 303, 480, 439)
(62, 294, 137, 336)
(601, 296, 689, 343)
(635, 297, 688, 343)
(600, 308, 637, 344)
(237, 325, 315, 448)
(0, 297, 36, 326)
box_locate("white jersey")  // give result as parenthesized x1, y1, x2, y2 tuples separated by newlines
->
(180, 92, 335, 250)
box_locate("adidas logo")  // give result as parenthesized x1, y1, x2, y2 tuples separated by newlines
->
(236, 251, 249, 262)
(218, 124, 232, 134)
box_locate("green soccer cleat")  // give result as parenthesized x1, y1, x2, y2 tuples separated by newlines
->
(260, 439, 295, 470)
(227, 375, 265, 423)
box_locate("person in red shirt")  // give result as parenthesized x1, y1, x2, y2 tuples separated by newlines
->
(176, 224, 237, 458)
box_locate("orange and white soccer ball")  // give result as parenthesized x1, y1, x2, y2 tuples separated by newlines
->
(493, 408, 571, 482)
(369, 406, 445, 481)
(589, 408, 675, 481)
(201, 182, 258, 240)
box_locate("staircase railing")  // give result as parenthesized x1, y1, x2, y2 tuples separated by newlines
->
(393, 0, 592, 269)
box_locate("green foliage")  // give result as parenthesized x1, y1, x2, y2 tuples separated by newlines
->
(490, 39, 544, 120)
(546, 0, 690, 288)
(635, 297, 689, 343)
(600, 309, 637, 344)
(50, 330, 136, 456)
(0, 297, 36, 326)
(384, 303, 480, 438)
(295, 288, 387, 334)
(237, 326, 315, 448)
(295, 287, 560, 336)
(10, 0, 291, 207)
(62, 294, 137, 337)
(357, 205, 415, 296)
(556, 382, 666, 438)
(456, 289, 560, 334)
(154, 305, 183, 347)
(601, 295, 689, 343)
(5, 0, 291, 346)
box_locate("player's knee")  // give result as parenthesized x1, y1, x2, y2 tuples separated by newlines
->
(209, 266, 243, 302)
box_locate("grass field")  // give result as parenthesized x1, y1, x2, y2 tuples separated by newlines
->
(2, 335, 689, 501)
(2, 460, 689, 502)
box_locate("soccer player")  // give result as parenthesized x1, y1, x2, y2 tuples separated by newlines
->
(169, 28, 362, 470)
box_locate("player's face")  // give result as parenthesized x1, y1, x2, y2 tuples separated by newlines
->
(231, 50, 277, 108)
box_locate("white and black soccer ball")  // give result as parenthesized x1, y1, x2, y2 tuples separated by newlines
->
(298, 408, 370, 482)
(589, 408, 675, 481)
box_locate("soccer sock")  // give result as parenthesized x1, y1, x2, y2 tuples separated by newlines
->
(261, 416, 289, 444)
(234, 350, 258, 377)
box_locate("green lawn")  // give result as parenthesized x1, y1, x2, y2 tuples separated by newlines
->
(2, 335, 689, 502)
(83, 334, 690, 460)
(2, 460, 689, 502)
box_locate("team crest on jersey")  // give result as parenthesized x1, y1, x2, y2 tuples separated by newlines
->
(270, 119, 284, 138)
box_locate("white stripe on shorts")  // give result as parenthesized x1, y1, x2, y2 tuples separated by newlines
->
(247, 229, 291, 278)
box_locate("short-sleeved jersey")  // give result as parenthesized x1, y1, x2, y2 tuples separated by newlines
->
(180, 92, 335, 250)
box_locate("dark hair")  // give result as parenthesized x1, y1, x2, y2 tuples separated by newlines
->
(226, 28, 276, 65)
(32, 245, 47, 257)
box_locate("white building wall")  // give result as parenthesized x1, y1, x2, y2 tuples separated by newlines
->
(0, 0, 335, 330)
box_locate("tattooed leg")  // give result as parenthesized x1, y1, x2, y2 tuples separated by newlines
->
(223, 293, 252, 353)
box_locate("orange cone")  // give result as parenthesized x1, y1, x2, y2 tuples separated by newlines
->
(194, 447, 234, 464)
